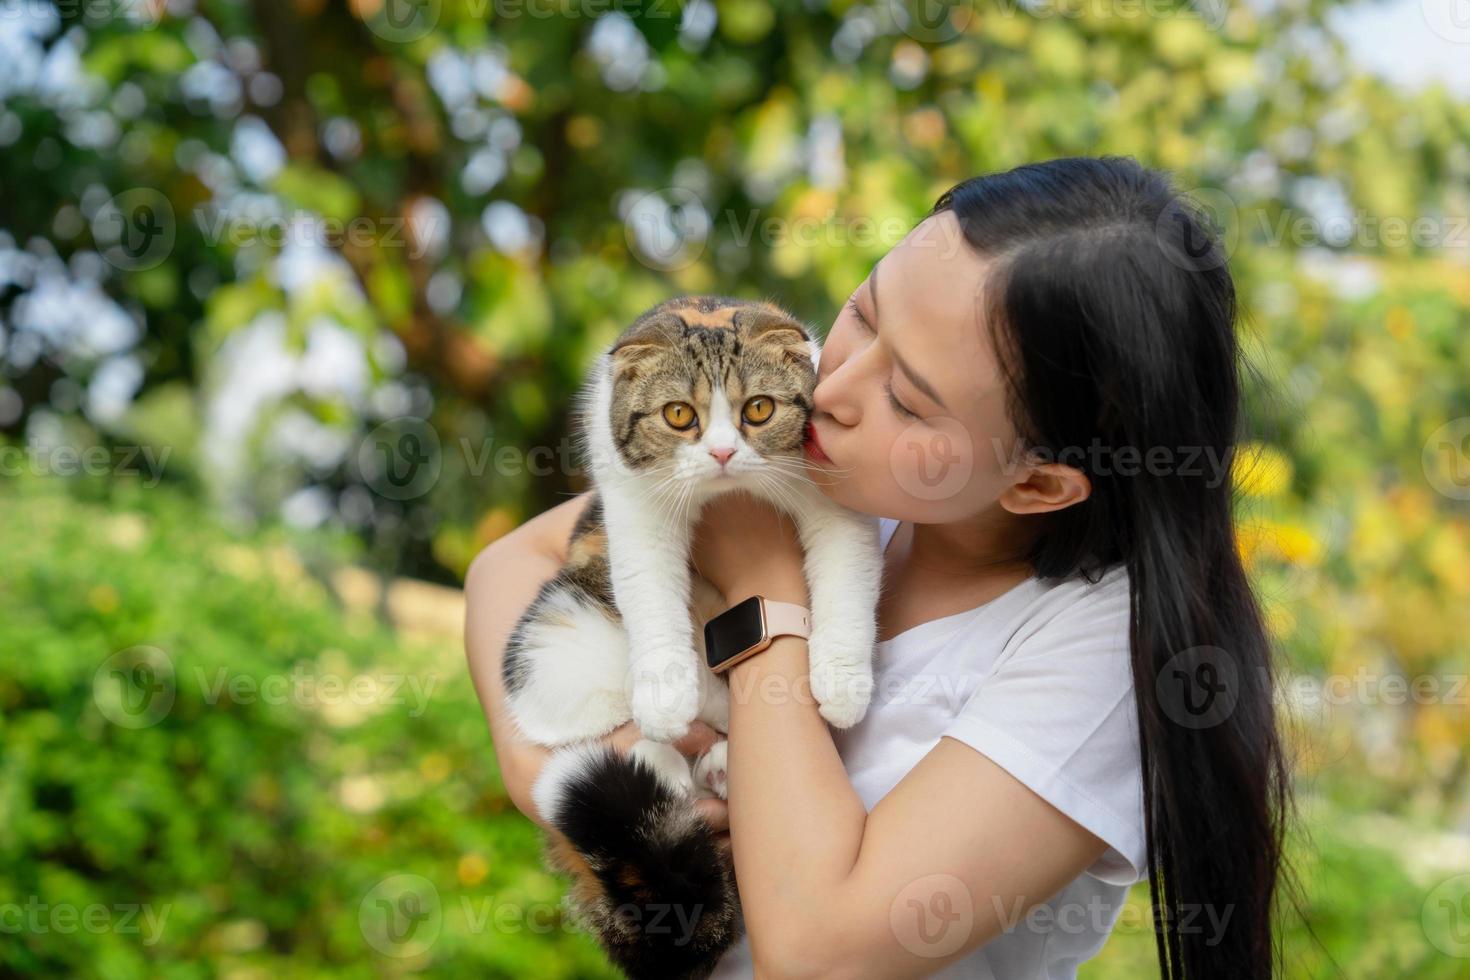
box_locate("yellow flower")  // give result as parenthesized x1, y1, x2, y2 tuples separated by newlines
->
(88, 584, 119, 614)
(1236, 519, 1321, 566)
(420, 752, 452, 783)
(1272, 523, 1323, 566)
(458, 853, 490, 888)
(1233, 443, 1292, 497)
(1236, 520, 1268, 565)
(1385, 305, 1413, 340)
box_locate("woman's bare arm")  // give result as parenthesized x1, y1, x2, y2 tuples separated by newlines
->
(464, 492, 594, 829)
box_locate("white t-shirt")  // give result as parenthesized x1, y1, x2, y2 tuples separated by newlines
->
(709, 516, 1146, 979)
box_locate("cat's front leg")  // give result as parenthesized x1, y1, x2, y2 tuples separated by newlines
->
(796, 505, 883, 729)
(602, 489, 703, 743)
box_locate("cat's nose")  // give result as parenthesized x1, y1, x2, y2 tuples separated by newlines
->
(708, 446, 735, 467)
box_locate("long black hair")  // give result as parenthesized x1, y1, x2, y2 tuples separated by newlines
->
(931, 157, 1291, 978)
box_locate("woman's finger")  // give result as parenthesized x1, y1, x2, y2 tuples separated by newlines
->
(604, 720, 643, 754)
(692, 796, 729, 833)
(671, 721, 722, 759)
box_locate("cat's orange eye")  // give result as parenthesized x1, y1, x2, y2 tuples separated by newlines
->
(742, 396, 775, 425)
(662, 402, 697, 430)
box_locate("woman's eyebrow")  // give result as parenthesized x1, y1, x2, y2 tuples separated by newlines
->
(870, 259, 948, 411)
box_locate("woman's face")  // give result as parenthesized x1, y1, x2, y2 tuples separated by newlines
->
(804, 211, 1034, 524)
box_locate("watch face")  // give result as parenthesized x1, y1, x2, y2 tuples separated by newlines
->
(704, 596, 765, 669)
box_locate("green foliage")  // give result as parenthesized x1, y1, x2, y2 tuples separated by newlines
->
(1083, 815, 1464, 979)
(0, 475, 618, 978)
(4, 0, 1467, 587)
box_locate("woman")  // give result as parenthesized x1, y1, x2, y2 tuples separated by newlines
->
(466, 156, 1290, 978)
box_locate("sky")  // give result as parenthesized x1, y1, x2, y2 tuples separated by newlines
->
(1332, 0, 1470, 98)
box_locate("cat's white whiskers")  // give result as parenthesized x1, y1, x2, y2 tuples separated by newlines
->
(756, 460, 834, 491)
(765, 456, 852, 487)
(749, 470, 805, 519)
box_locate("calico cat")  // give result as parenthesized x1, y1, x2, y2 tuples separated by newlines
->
(502, 296, 883, 978)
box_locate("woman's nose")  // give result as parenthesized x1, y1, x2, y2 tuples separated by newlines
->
(813, 368, 860, 427)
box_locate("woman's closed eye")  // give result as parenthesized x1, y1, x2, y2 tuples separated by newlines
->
(885, 380, 918, 419)
(847, 294, 920, 419)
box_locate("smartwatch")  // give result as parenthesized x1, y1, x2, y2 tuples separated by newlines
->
(704, 596, 812, 674)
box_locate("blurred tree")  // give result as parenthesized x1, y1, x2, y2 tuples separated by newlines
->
(1, 6, 1468, 807)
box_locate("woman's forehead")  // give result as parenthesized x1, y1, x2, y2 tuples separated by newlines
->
(877, 214, 1000, 411)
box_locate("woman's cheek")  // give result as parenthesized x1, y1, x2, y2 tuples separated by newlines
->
(864, 420, 911, 505)
(874, 418, 982, 518)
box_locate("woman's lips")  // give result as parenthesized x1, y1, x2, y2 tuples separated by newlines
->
(804, 421, 832, 463)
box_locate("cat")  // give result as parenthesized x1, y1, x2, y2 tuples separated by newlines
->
(501, 295, 883, 978)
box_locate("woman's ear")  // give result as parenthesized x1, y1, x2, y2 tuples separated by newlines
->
(999, 462, 1092, 515)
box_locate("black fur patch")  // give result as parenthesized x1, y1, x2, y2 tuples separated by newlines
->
(548, 749, 742, 979)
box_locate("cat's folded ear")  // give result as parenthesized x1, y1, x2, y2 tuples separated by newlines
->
(737, 306, 811, 365)
(609, 312, 681, 370)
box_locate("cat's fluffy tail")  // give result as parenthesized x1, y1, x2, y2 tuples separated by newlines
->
(531, 743, 742, 979)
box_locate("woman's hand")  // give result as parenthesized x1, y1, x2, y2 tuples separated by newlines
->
(691, 491, 809, 607)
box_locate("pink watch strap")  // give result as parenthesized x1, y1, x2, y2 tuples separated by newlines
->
(763, 599, 812, 641)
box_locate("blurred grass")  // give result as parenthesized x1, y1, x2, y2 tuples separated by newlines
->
(1083, 806, 1464, 979)
(0, 472, 619, 978)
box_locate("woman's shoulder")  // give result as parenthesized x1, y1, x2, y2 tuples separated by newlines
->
(1024, 561, 1131, 617)
(993, 562, 1133, 667)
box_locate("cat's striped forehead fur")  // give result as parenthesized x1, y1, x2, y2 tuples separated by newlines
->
(604, 295, 816, 471)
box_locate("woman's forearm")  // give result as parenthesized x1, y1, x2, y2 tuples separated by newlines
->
(723, 580, 871, 977)
(464, 540, 558, 827)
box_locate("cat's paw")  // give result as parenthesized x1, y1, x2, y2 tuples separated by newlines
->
(805, 652, 870, 728)
(627, 649, 703, 742)
(629, 683, 700, 743)
(692, 740, 728, 800)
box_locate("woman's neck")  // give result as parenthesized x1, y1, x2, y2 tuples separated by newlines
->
(903, 504, 1036, 580)
(875, 505, 1037, 639)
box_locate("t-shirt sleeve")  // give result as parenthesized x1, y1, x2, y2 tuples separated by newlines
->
(939, 569, 1147, 885)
